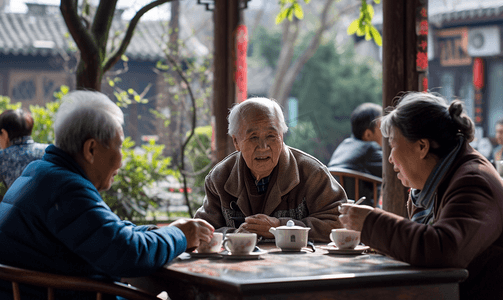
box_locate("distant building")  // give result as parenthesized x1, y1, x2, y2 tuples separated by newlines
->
(367, 0, 503, 156)
(0, 3, 210, 157)
(427, 0, 503, 156)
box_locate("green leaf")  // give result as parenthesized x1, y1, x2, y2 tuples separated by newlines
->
(108, 80, 115, 87)
(370, 26, 383, 46)
(293, 3, 304, 19)
(134, 95, 141, 102)
(128, 88, 134, 94)
(347, 19, 360, 35)
(121, 54, 129, 62)
(373, 0, 381, 4)
(356, 22, 365, 36)
(275, 14, 282, 24)
(287, 7, 294, 21)
(275, 8, 289, 24)
(60, 85, 69, 95)
(366, 4, 375, 19)
(365, 25, 371, 40)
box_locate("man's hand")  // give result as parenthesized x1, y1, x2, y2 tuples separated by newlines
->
(238, 214, 280, 239)
(338, 204, 373, 231)
(169, 218, 214, 251)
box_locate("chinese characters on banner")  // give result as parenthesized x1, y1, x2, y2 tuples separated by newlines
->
(235, 24, 248, 103)
(473, 58, 484, 125)
(416, 0, 428, 92)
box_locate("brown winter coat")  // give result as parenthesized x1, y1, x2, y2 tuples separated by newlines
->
(195, 145, 347, 242)
(362, 142, 503, 300)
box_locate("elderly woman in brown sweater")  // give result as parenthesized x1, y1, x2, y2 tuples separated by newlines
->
(339, 92, 503, 300)
(195, 97, 347, 242)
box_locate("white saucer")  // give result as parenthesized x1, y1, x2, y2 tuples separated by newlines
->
(188, 251, 223, 258)
(320, 245, 370, 255)
(221, 250, 267, 260)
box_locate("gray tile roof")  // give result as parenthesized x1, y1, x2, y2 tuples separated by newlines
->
(0, 8, 209, 61)
(429, 1, 503, 26)
(369, 1, 503, 29)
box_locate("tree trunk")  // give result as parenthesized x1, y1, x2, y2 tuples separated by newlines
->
(169, 1, 180, 54)
(61, 0, 173, 91)
(267, 0, 336, 108)
(75, 59, 103, 91)
(169, 1, 182, 165)
(268, 18, 299, 105)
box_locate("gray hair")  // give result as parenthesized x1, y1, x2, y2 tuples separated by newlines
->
(227, 97, 288, 137)
(54, 90, 124, 156)
(381, 92, 474, 158)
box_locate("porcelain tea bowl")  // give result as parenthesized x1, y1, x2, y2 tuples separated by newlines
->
(330, 229, 360, 250)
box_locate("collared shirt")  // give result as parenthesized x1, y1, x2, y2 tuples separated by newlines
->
(0, 136, 48, 188)
(255, 175, 270, 195)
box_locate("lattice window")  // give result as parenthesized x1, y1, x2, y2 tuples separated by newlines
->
(12, 79, 36, 101)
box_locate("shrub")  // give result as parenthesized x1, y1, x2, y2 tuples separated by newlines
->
(101, 137, 179, 221)
(185, 125, 212, 191)
(0, 86, 179, 223)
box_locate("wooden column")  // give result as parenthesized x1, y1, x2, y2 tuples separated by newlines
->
(382, 0, 428, 217)
(212, 0, 242, 163)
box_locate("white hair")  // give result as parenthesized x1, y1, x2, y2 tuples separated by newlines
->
(227, 97, 288, 137)
(54, 90, 124, 155)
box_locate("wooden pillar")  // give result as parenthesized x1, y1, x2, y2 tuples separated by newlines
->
(382, 0, 428, 217)
(212, 0, 242, 163)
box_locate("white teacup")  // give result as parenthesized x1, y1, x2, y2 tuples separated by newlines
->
(330, 229, 361, 249)
(222, 233, 257, 255)
(196, 232, 223, 253)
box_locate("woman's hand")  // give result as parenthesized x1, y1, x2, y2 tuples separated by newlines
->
(338, 204, 374, 231)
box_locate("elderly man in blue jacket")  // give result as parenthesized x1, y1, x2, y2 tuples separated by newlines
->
(0, 91, 214, 299)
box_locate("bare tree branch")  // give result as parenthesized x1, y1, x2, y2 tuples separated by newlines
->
(269, 0, 340, 107)
(249, 1, 266, 38)
(103, 0, 173, 72)
(283, 0, 336, 88)
(268, 17, 299, 100)
(91, 0, 117, 53)
(60, 0, 98, 65)
(165, 52, 197, 217)
(168, 0, 180, 54)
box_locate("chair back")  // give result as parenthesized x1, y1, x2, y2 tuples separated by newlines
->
(0, 263, 161, 300)
(329, 167, 382, 207)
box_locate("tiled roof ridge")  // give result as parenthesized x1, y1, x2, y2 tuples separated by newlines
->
(429, 3, 503, 26)
(0, 9, 208, 60)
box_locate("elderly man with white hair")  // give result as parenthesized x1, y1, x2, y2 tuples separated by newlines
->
(195, 97, 346, 242)
(0, 91, 214, 298)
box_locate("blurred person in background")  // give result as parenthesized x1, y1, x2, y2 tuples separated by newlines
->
(327, 103, 382, 206)
(0, 109, 48, 189)
(195, 97, 347, 243)
(492, 118, 503, 162)
(339, 92, 503, 300)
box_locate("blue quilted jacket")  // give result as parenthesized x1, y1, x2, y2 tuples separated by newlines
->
(0, 145, 186, 298)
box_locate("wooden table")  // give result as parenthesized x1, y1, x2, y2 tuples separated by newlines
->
(125, 243, 468, 300)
